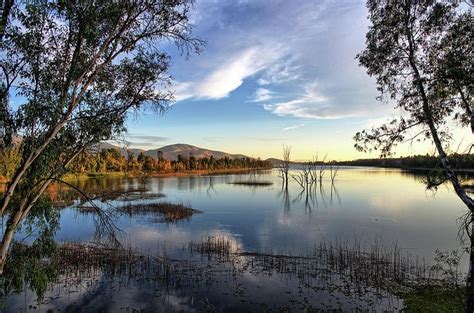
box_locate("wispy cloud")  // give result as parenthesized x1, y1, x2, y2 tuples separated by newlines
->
(257, 58, 300, 86)
(252, 88, 273, 102)
(165, 0, 390, 127)
(128, 135, 169, 142)
(173, 82, 194, 102)
(175, 47, 281, 101)
(263, 82, 354, 119)
(116, 134, 169, 148)
(282, 123, 305, 131)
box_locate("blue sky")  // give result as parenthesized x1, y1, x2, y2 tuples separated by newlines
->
(118, 0, 468, 160)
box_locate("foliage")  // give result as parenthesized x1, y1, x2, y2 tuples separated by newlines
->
(0, 197, 60, 304)
(354, 2, 472, 157)
(0, 0, 203, 273)
(0, 145, 272, 179)
(401, 249, 466, 313)
(0, 144, 20, 179)
(401, 284, 464, 313)
(355, 2, 473, 308)
(0, 0, 202, 205)
(67, 148, 272, 174)
(337, 153, 474, 169)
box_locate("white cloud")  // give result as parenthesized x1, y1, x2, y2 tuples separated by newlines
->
(174, 47, 281, 101)
(172, 82, 194, 102)
(282, 123, 305, 131)
(257, 58, 300, 85)
(170, 0, 386, 120)
(263, 82, 354, 119)
(252, 88, 273, 102)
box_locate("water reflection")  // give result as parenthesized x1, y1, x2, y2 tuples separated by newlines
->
(206, 176, 217, 198)
(4, 238, 408, 312)
(281, 181, 342, 214)
(32, 168, 470, 258)
(1, 167, 470, 311)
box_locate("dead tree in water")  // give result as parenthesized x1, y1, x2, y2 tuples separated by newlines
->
(292, 172, 306, 190)
(278, 145, 291, 187)
(329, 162, 340, 184)
(318, 154, 329, 183)
(292, 162, 312, 190)
(309, 155, 319, 185)
(303, 162, 312, 189)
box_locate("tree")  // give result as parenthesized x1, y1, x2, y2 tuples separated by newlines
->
(137, 151, 146, 164)
(157, 150, 164, 161)
(278, 145, 291, 187)
(354, 1, 473, 310)
(126, 149, 135, 174)
(0, 0, 202, 274)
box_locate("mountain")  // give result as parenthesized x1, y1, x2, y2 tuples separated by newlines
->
(95, 142, 144, 157)
(265, 158, 284, 166)
(144, 144, 249, 160)
(98, 142, 250, 161)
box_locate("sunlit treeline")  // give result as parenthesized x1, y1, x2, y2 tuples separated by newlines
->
(0, 146, 272, 179)
(60, 147, 271, 177)
(67, 148, 271, 174)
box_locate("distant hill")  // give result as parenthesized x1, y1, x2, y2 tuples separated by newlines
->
(95, 142, 144, 157)
(145, 144, 249, 160)
(97, 142, 251, 161)
(265, 158, 284, 166)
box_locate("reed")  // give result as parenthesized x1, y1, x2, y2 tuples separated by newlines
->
(16, 238, 462, 311)
(187, 235, 449, 295)
(189, 236, 235, 256)
(116, 202, 201, 222)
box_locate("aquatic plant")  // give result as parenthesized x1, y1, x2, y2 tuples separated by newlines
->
(116, 202, 201, 222)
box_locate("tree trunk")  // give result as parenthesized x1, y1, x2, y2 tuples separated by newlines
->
(467, 225, 474, 313)
(0, 222, 17, 274)
(401, 5, 474, 310)
(0, 202, 26, 274)
(0, 150, 79, 273)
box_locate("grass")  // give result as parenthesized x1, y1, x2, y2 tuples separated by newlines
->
(187, 235, 467, 311)
(189, 236, 235, 256)
(62, 172, 126, 181)
(72, 188, 165, 206)
(116, 202, 201, 222)
(400, 283, 464, 312)
(9, 239, 467, 311)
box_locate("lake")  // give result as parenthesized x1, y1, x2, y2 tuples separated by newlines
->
(2, 167, 470, 312)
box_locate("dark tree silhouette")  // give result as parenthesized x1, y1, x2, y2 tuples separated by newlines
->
(355, 1, 473, 310)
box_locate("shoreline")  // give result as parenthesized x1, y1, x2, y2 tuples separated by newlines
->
(0, 168, 271, 185)
(336, 165, 474, 173)
(60, 167, 273, 181)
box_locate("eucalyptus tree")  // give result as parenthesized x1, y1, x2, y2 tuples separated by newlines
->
(0, 0, 202, 273)
(354, 0, 473, 310)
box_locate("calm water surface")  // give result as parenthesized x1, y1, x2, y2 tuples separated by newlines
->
(3, 167, 469, 312)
